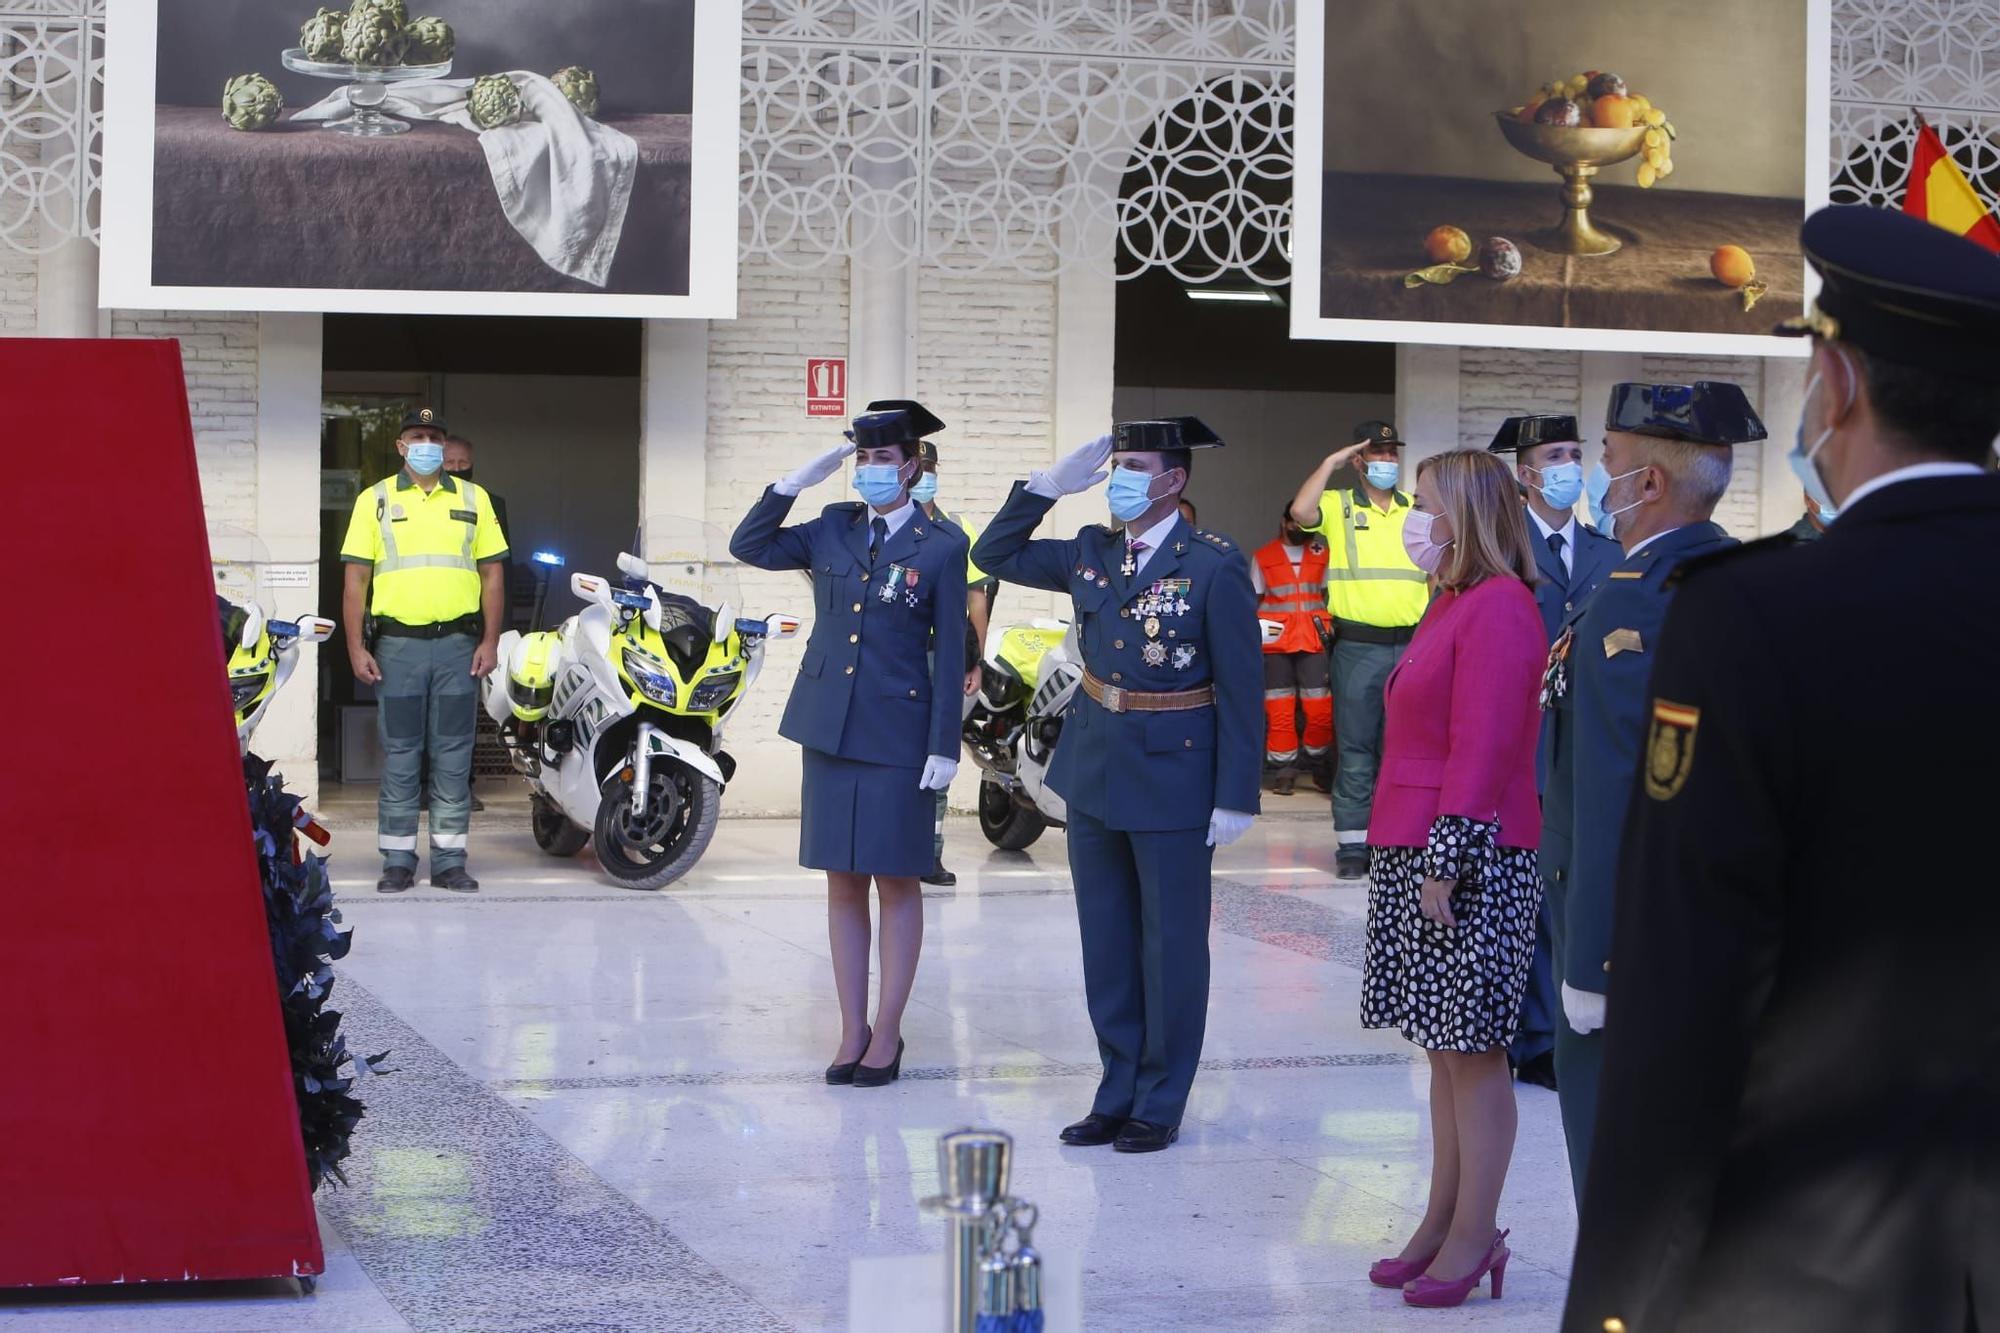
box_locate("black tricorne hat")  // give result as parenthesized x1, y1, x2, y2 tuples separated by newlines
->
(1605, 382, 1767, 446)
(848, 399, 945, 449)
(1487, 414, 1580, 453)
(1775, 205, 2000, 377)
(1113, 417, 1223, 452)
(399, 407, 447, 434)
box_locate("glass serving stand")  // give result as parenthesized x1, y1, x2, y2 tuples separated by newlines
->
(280, 47, 453, 137)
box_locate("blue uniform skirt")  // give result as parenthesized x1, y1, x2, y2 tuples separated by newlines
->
(798, 748, 931, 877)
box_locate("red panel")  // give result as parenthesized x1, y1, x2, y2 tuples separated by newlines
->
(0, 339, 323, 1286)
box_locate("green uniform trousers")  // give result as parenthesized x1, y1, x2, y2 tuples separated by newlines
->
(375, 632, 478, 872)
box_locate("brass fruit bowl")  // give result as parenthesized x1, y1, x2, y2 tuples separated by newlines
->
(1493, 112, 1650, 256)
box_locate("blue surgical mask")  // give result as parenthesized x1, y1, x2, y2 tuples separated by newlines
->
(910, 474, 939, 505)
(1364, 461, 1400, 492)
(1107, 467, 1165, 524)
(405, 441, 444, 476)
(853, 463, 908, 508)
(1529, 461, 1585, 511)
(1789, 365, 1849, 520)
(1586, 462, 1646, 541)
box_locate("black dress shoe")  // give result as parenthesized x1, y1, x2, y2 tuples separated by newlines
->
(852, 1038, 905, 1087)
(1058, 1113, 1126, 1147)
(431, 867, 480, 893)
(1112, 1120, 1180, 1153)
(825, 1027, 872, 1085)
(1335, 848, 1370, 880)
(376, 866, 414, 894)
(921, 864, 957, 887)
(1515, 1050, 1559, 1091)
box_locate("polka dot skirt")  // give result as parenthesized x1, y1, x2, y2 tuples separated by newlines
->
(1361, 816, 1543, 1054)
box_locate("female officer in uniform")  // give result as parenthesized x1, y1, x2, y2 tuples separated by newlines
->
(730, 403, 969, 1088)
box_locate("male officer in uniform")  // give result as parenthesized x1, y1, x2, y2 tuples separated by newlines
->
(1287, 420, 1427, 878)
(342, 408, 509, 893)
(1487, 414, 1619, 1091)
(906, 425, 995, 887)
(1541, 381, 1763, 1198)
(1565, 207, 2000, 1333)
(975, 419, 1261, 1153)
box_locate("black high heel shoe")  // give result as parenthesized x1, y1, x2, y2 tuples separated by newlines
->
(852, 1038, 905, 1088)
(825, 1026, 871, 1085)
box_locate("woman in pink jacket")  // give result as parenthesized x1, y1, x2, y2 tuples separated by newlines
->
(1361, 448, 1547, 1309)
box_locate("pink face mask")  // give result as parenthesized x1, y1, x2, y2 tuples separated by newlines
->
(1402, 508, 1452, 574)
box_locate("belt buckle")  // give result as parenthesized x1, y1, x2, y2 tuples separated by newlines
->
(1100, 683, 1126, 714)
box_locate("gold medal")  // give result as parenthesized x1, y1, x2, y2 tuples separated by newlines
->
(1144, 616, 1161, 638)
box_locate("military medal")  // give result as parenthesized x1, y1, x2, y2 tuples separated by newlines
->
(1141, 641, 1169, 667)
(1172, 644, 1196, 670)
(1144, 616, 1161, 639)
(1120, 546, 1138, 578)
(1540, 627, 1574, 710)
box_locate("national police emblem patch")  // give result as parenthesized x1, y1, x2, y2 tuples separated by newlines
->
(1644, 699, 1700, 801)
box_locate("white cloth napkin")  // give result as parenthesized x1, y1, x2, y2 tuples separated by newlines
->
(293, 72, 637, 288)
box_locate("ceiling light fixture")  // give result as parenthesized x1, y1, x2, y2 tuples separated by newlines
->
(1184, 287, 1283, 305)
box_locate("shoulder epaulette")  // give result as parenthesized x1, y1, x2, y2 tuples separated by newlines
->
(826, 500, 867, 521)
(1665, 533, 1798, 588)
(1195, 529, 1234, 552)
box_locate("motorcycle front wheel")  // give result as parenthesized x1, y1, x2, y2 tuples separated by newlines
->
(592, 763, 721, 889)
(531, 794, 591, 857)
(977, 773, 1045, 851)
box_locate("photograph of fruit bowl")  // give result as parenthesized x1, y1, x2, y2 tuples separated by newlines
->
(101, 0, 742, 319)
(1291, 0, 1830, 355)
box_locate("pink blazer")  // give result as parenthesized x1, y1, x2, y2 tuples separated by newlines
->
(1368, 576, 1545, 850)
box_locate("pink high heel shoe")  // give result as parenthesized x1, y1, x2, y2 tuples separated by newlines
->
(1368, 1246, 1441, 1288)
(1402, 1229, 1510, 1308)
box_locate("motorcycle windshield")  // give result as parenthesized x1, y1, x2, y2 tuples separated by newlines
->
(636, 516, 742, 632)
(210, 525, 277, 652)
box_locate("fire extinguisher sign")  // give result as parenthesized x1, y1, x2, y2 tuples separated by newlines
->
(806, 358, 846, 418)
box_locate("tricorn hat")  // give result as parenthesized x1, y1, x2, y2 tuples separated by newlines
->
(847, 399, 945, 449)
(1487, 414, 1580, 453)
(1605, 382, 1767, 446)
(1113, 417, 1224, 452)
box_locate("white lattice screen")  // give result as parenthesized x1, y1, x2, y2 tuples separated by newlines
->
(3, 1, 1997, 273)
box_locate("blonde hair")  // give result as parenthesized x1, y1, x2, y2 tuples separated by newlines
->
(1416, 449, 1540, 593)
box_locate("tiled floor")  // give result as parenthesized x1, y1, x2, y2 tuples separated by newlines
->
(1, 784, 1575, 1330)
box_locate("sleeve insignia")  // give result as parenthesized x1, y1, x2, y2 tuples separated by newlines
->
(1644, 699, 1700, 801)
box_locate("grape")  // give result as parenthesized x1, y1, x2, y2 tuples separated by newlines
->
(1637, 163, 1658, 188)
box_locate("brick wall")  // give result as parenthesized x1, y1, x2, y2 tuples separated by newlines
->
(1456, 347, 1583, 452)
(0, 235, 33, 334)
(1640, 352, 1766, 537)
(110, 311, 263, 532)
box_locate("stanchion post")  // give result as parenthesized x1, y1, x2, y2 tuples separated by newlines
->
(920, 1128, 1014, 1333)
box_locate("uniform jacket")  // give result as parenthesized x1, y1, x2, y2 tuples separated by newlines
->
(1543, 522, 1734, 995)
(1368, 576, 1545, 849)
(1530, 519, 1619, 791)
(972, 483, 1262, 832)
(730, 487, 968, 769)
(1563, 475, 2000, 1333)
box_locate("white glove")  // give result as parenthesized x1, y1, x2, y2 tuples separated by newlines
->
(1026, 433, 1115, 500)
(775, 439, 857, 496)
(1562, 982, 1606, 1035)
(920, 755, 960, 791)
(1206, 808, 1254, 848)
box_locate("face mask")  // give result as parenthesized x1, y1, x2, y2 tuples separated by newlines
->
(447, 465, 473, 483)
(1107, 467, 1169, 524)
(1789, 365, 1850, 518)
(1528, 461, 1585, 511)
(910, 474, 939, 505)
(853, 462, 908, 508)
(1282, 526, 1307, 545)
(1364, 461, 1400, 491)
(1401, 508, 1452, 574)
(1586, 463, 1647, 540)
(405, 441, 444, 476)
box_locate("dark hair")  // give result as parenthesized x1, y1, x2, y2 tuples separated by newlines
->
(1858, 349, 2000, 465)
(1162, 447, 1193, 480)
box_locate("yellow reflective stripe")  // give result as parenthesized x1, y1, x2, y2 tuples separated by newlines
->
(1327, 568, 1427, 582)
(373, 479, 478, 576)
(1339, 492, 1361, 572)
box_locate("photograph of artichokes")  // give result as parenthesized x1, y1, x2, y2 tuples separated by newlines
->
(144, 0, 709, 306)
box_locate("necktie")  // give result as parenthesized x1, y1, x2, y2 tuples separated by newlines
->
(1547, 531, 1565, 559)
(870, 516, 888, 565)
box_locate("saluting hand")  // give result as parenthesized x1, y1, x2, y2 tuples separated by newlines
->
(1419, 876, 1458, 928)
(1035, 433, 1115, 496)
(1326, 442, 1366, 472)
(776, 439, 858, 496)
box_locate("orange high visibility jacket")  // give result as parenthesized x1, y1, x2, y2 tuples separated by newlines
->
(1256, 539, 1333, 654)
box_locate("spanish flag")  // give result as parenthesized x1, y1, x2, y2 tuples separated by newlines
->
(1901, 117, 2000, 253)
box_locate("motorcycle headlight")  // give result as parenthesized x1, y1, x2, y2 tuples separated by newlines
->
(230, 674, 269, 713)
(621, 647, 677, 706)
(687, 671, 743, 713)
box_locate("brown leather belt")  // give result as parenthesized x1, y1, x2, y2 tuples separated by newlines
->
(1081, 670, 1215, 714)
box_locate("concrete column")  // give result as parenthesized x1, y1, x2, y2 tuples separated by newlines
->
(1395, 343, 1461, 470)
(1758, 355, 1810, 536)
(638, 318, 711, 534)
(847, 151, 918, 403)
(1578, 351, 1645, 476)
(253, 313, 326, 803)
(35, 237, 103, 338)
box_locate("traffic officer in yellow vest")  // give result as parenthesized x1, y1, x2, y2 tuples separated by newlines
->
(1287, 420, 1428, 878)
(1252, 505, 1334, 795)
(341, 408, 509, 893)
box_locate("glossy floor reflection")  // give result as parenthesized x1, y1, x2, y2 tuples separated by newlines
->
(3, 786, 1576, 1330)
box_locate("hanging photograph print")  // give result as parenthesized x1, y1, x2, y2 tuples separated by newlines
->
(1290, 0, 1831, 356)
(99, 0, 741, 318)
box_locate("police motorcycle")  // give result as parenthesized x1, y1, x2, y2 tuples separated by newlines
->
(964, 612, 1287, 851)
(213, 528, 336, 849)
(483, 518, 799, 890)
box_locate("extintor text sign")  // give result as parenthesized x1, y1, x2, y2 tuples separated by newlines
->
(806, 357, 846, 418)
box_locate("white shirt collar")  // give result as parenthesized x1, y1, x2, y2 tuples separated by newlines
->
(1124, 509, 1181, 554)
(869, 497, 917, 537)
(1626, 524, 1687, 559)
(1838, 462, 1985, 516)
(1525, 506, 1576, 544)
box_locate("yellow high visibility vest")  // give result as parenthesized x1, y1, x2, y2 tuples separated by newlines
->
(339, 472, 509, 625)
(1309, 488, 1427, 628)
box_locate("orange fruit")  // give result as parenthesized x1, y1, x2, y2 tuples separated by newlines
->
(1711, 245, 1755, 288)
(1425, 225, 1473, 265)
(1519, 97, 1546, 123)
(1591, 94, 1637, 129)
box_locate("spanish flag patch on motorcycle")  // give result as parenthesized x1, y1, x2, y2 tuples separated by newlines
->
(1644, 699, 1700, 801)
